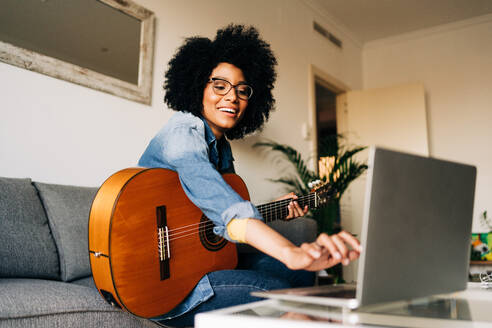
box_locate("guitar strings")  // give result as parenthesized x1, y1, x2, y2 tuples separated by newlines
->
(162, 193, 318, 243)
(162, 189, 332, 243)
(168, 193, 317, 237)
(165, 202, 296, 243)
(167, 203, 299, 239)
(165, 203, 300, 243)
(165, 193, 316, 235)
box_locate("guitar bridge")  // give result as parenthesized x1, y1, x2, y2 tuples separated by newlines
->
(158, 226, 170, 260)
(156, 205, 170, 280)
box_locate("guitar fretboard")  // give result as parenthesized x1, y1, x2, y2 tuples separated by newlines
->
(256, 192, 318, 222)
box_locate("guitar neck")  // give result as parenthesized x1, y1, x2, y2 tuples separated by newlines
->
(256, 192, 318, 223)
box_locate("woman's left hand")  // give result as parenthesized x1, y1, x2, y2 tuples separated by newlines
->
(275, 192, 308, 219)
(282, 231, 361, 271)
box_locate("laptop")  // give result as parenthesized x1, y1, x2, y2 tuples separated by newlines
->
(252, 146, 477, 309)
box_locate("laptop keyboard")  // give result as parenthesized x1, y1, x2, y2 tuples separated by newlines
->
(310, 288, 357, 299)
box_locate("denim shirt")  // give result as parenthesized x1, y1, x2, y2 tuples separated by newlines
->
(138, 111, 262, 320)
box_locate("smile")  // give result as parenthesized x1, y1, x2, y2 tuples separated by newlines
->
(218, 107, 237, 114)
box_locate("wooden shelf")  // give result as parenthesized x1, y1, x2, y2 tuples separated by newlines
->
(470, 261, 492, 265)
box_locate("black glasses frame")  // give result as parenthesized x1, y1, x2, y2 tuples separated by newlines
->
(208, 78, 253, 100)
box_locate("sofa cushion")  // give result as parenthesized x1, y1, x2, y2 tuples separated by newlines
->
(71, 275, 96, 289)
(0, 278, 161, 327)
(0, 177, 60, 279)
(34, 182, 98, 281)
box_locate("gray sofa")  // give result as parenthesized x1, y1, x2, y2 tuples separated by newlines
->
(0, 176, 317, 328)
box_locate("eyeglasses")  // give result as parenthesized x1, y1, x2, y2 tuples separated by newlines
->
(208, 78, 253, 100)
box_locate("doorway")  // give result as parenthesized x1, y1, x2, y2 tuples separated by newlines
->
(315, 78, 338, 158)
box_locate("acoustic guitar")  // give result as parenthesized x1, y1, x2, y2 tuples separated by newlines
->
(88, 167, 333, 318)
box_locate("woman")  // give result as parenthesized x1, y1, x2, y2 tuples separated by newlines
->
(139, 24, 361, 327)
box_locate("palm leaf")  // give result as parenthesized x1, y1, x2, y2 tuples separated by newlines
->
(268, 177, 309, 196)
(253, 141, 317, 187)
(253, 136, 367, 210)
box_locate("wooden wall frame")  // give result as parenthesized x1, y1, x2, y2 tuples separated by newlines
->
(0, 0, 155, 105)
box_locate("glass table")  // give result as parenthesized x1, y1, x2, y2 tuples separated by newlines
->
(195, 283, 492, 327)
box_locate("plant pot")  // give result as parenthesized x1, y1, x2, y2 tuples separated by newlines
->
(314, 199, 340, 235)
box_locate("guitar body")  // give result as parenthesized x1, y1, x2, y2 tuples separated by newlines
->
(88, 168, 249, 318)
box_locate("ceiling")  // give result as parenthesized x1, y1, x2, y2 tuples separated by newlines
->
(311, 0, 492, 43)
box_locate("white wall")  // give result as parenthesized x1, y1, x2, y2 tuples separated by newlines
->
(0, 0, 362, 205)
(363, 14, 492, 232)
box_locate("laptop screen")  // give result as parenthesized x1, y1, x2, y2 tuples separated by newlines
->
(357, 147, 476, 306)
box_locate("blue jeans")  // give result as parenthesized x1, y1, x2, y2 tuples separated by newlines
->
(160, 253, 315, 327)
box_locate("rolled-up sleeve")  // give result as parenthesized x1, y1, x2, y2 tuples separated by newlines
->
(163, 124, 262, 241)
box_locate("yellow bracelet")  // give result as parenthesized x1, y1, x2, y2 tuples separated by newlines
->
(226, 218, 250, 243)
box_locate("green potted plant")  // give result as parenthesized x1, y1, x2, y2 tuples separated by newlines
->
(253, 135, 367, 283)
(253, 134, 367, 234)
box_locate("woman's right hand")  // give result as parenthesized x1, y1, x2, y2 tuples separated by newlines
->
(281, 231, 361, 271)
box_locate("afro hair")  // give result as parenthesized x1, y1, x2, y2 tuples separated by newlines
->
(163, 24, 277, 140)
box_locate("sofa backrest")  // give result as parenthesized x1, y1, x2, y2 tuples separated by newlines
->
(0, 177, 60, 279)
(34, 182, 98, 282)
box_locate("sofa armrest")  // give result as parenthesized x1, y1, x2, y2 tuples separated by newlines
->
(237, 217, 318, 254)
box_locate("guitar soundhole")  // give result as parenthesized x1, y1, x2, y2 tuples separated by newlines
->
(199, 215, 228, 251)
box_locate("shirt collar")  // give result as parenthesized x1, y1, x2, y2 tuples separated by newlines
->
(198, 115, 235, 170)
(199, 115, 217, 146)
